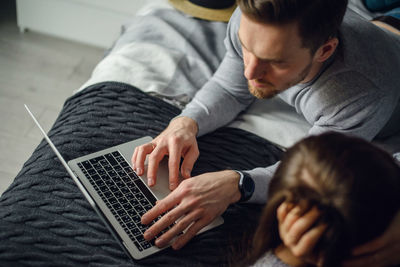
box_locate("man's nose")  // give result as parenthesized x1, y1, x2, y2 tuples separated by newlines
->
(244, 55, 265, 80)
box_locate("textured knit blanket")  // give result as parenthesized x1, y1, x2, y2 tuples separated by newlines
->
(0, 82, 282, 266)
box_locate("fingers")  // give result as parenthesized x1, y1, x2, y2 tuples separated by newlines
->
(142, 188, 196, 247)
(141, 172, 232, 250)
(147, 144, 167, 187)
(277, 202, 294, 224)
(156, 209, 203, 249)
(131, 143, 154, 176)
(292, 223, 327, 257)
(278, 203, 325, 259)
(141, 191, 180, 225)
(180, 145, 199, 179)
(168, 140, 182, 190)
(279, 205, 303, 244)
(172, 216, 211, 250)
(287, 206, 321, 246)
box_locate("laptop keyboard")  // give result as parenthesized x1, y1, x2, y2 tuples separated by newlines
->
(77, 151, 167, 252)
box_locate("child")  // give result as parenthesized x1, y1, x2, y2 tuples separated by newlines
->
(244, 132, 400, 267)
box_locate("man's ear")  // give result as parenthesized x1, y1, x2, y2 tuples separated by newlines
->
(314, 37, 339, 63)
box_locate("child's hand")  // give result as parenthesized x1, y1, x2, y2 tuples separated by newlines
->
(277, 202, 327, 265)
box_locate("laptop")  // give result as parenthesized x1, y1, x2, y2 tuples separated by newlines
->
(25, 105, 224, 260)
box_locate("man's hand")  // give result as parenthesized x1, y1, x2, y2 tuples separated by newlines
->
(342, 210, 400, 267)
(277, 202, 327, 265)
(131, 116, 199, 190)
(141, 170, 241, 250)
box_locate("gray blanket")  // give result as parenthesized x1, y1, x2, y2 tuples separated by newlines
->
(0, 82, 282, 266)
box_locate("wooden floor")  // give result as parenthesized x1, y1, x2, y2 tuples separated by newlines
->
(0, 1, 104, 195)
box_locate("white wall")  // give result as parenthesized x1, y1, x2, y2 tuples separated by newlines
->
(16, 0, 149, 48)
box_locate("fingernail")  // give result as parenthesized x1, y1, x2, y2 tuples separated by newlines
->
(148, 177, 154, 187)
(132, 162, 135, 169)
(143, 230, 151, 240)
(137, 168, 142, 175)
(184, 169, 191, 177)
(156, 238, 164, 247)
(169, 182, 176, 190)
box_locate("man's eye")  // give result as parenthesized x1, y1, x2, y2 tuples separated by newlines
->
(271, 62, 287, 68)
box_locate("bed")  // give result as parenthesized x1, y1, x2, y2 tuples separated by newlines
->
(0, 4, 285, 266)
(1, 2, 399, 266)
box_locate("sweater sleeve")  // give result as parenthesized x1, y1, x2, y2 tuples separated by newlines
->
(180, 8, 254, 136)
(244, 162, 280, 204)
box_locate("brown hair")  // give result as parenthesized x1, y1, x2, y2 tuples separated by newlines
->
(236, 0, 348, 53)
(246, 132, 400, 267)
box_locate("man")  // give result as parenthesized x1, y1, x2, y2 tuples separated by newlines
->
(132, 0, 400, 265)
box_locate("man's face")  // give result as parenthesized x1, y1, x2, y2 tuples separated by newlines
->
(238, 14, 316, 99)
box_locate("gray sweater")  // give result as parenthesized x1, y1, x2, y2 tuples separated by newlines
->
(250, 251, 291, 267)
(181, 8, 400, 204)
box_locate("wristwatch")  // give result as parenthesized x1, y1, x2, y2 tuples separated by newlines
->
(235, 170, 255, 202)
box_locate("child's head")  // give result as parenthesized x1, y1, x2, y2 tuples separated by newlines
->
(251, 132, 400, 267)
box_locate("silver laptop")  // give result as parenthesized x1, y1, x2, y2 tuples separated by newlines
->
(25, 105, 224, 260)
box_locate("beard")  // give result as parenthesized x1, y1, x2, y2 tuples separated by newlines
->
(248, 62, 313, 99)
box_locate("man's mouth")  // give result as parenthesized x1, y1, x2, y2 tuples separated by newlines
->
(250, 79, 272, 88)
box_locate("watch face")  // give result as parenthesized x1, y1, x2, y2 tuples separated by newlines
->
(243, 176, 254, 192)
(239, 172, 254, 202)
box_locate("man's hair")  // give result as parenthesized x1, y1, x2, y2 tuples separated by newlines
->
(246, 132, 400, 267)
(236, 0, 348, 53)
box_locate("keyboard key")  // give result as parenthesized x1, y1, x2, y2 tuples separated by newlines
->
(99, 185, 108, 192)
(131, 228, 141, 237)
(105, 180, 114, 186)
(136, 234, 145, 243)
(141, 241, 152, 250)
(129, 198, 139, 207)
(93, 163, 101, 170)
(137, 223, 148, 233)
(118, 197, 128, 205)
(123, 203, 133, 210)
(121, 162, 129, 168)
(122, 176, 131, 183)
(134, 203, 144, 211)
(99, 159, 108, 165)
(104, 191, 112, 198)
(108, 170, 117, 177)
(104, 165, 113, 171)
(135, 180, 157, 205)
(82, 161, 92, 170)
(109, 185, 118, 193)
(128, 172, 139, 180)
(122, 215, 132, 223)
(112, 203, 122, 210)
(121, 187, 130, 194)
(116, 157, 125, 163)
(88, 169, 97, 176)
(126, 221, 135, 229)
(117, 209, 127, 217)
(117, 170, 126, 177)
(128, 209, 138, 217)
(105, 153, 118, 166)
(114, 165, 122, 172)
(139, 199, 150, 206)
(131, 215, 141, 224)
(134, 241, 143, 251)
(109, 197, 117, 205)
